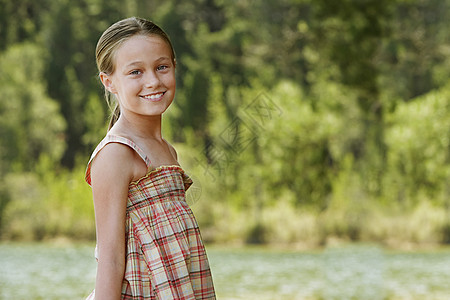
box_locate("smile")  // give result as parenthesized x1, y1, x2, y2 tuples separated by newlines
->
(141, 92, 165, 101)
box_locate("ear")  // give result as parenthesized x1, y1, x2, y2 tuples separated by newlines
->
(99, 72, 116, 93)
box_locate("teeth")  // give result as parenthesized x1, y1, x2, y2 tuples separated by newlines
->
(143, 93, 163, 100)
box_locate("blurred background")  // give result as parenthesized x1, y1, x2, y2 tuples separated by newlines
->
(0, 0, 449, 299)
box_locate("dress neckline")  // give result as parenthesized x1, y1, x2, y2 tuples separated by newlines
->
(129, 164, 188, 186)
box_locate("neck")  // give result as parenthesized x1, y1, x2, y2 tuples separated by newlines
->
(111, 113, 163, 141)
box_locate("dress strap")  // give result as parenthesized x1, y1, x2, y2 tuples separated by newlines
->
(85, 134, 151, 186)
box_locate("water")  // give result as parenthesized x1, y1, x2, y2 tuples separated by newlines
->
(0, 242, 95, 299)
(0, 242, 449, 299)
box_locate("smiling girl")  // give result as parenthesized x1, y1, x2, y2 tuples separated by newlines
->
(85, 17, 216, 300)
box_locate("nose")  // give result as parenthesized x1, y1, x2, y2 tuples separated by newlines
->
(144, 71, 160, 88)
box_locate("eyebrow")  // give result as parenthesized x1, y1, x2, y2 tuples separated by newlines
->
(123, 57, 172, 70)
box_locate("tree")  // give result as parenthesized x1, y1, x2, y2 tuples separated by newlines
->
(309, 0, 396, 195)
(0, 43, 66, 173)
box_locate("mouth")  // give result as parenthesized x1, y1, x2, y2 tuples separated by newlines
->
(140, 92, 165, 101)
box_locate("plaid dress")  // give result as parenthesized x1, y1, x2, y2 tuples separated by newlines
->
(85, 135, 216, 299)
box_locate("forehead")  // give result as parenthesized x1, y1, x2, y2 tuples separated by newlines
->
(114, 34, 172, 67)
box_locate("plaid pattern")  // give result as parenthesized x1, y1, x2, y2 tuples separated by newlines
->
(86, 135, 216, 299)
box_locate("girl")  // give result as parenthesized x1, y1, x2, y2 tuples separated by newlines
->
(85, 17, 216, 299)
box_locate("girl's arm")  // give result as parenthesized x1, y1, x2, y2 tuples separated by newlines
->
(90, 144, 135, 300)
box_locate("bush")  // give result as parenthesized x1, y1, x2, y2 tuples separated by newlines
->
(0, 156, 95, 241)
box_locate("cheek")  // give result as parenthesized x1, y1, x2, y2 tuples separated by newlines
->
(120, 79, 141, 92)
(165, 73, 176, 89)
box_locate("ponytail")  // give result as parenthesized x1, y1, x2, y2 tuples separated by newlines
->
(104, 89, 120, 131)
(108, 103, 120, 130)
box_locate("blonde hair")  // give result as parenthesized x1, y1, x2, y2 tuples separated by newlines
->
(95, 17, 175, 130)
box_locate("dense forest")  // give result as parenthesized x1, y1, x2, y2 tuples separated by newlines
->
(0, 0, 449, 247)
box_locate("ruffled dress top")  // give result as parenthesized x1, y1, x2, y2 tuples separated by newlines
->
(85, 135, 216, 299)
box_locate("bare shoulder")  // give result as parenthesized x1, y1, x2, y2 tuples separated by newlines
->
(90, 142, 138, 186)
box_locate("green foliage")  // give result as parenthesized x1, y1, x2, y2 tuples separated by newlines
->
(0, 43, 66, 173)
(1, 156, 94, 240)
(384, 84, 450, 206)
(1, 172, 47, 240)
(0, 0, 449, 246)
(380, 0, 450, 99)
(0, 0, 50, 50)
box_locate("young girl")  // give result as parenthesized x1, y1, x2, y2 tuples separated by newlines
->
(85, 17, 216, 299)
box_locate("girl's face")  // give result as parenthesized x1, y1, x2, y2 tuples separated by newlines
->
(101, 34, 176, 119)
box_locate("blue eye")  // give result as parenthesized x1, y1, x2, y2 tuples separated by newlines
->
(130, 70, 141, 75)
(157, 65, 168, 71)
